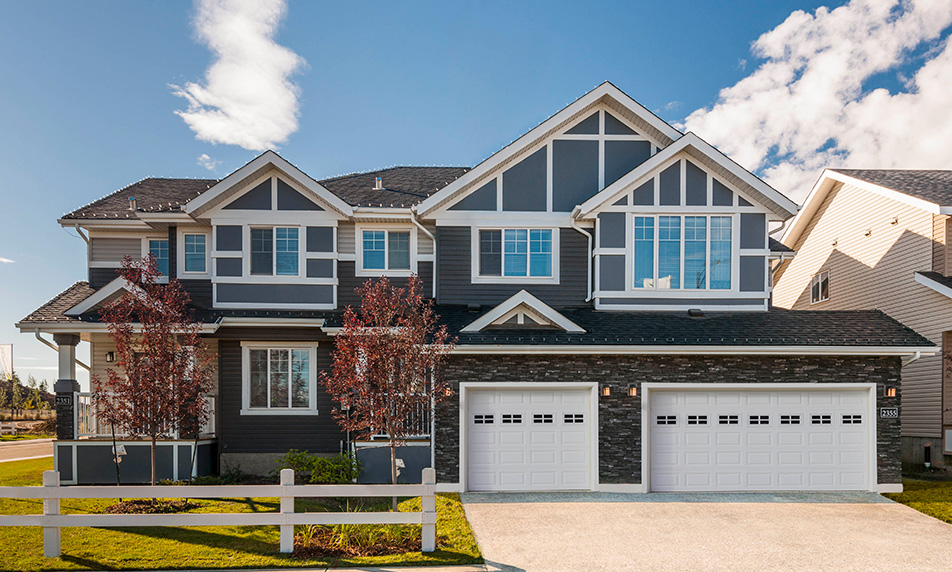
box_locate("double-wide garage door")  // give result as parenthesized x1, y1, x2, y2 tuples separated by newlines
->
(650, 388, 872, 492)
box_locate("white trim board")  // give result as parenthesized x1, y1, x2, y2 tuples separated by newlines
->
(461, 290, 585, 333)
(914, 272, 952, 300)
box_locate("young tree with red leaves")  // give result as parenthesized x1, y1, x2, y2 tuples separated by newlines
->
(322, 276, 454, 505)
(92, 255, 216, 486)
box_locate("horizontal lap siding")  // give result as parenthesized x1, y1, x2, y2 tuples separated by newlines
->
(217, 337, 344, 455)
(337, 261, 434, 307)
(436, 226, 589, 306)
(774, 183, 952, 437)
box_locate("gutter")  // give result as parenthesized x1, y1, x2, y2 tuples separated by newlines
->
(34, 329, 90, 372)
(570, 219, 593, 302)
(902, 351, 922, 367)
(449, 344, 938, 357)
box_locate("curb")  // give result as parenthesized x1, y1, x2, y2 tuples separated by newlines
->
(0, 438, 54, 447)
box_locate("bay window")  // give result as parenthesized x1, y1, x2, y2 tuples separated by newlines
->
(243, 344, 315, 413)
(478, 229, 553, 278)
(631, 215, 733, 290)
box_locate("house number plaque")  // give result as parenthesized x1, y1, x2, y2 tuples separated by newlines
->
(54, 395, 72, 406)
(880, 407, 899, 418)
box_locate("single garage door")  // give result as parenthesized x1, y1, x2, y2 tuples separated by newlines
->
(650, 388, 871, 492)
(467, 388, 592, 491)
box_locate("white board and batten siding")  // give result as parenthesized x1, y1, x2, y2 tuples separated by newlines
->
(774, 182, 952, 438)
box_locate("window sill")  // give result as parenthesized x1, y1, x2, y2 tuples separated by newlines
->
(240, 408, 319, 416)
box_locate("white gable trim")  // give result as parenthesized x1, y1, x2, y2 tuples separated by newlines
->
(914, 272, 952, 301)
(783, 169, 944, 250)
(574, 133, 797, 220)
(65, 277, 130, 316)
(415, 82, 682, 217)
(461, 290, 586, 333)
(186, 151, 354, 218)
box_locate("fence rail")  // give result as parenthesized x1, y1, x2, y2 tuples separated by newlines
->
(0, 468, 437, 557)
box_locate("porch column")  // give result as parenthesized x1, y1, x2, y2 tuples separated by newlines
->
(53, 334, 80, 440)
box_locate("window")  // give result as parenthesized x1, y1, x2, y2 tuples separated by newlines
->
(632, 215, 733, 290)
(718, 415, 739, 425)
(361, 230, 411, 272)
(811, 414, 832, 425)
(474, 414, 494, 424)
(811, 270, 830, 303)
(251, 227, 299, 276)
(183, 234, 206, 273)
(478, 229, 554, 278)
(843, 414, 863, 424)
(780, 414, 801, 425)
(149, 239, 169, 276)
(564, 413, 584, 424)
(246, 347, 312, 411)
(656, 415, 677, 425)
(749, 415, 769, 425)
(533, 413, 554, 424)
(502, 414, 522, 424)
(687, 415, 708, 425)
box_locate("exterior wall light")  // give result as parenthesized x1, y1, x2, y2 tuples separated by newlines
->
(628, 386, 638, 397)
(105, 351, 115, 363)
(600, 386, 611, 397)
(886, 387, 897, 398)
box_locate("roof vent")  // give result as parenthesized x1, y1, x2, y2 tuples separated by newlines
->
(128, 197, 137, 211)
(373, 176, 383, 190)
(687, 308, 705, 318)
(467, 304, 481, 313)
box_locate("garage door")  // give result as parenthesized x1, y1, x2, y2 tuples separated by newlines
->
(650, 388, 871, 492)
(467, 388, 592, 491)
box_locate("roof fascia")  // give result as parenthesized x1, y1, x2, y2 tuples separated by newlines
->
(914, 272, 952, 300)
(16, 321, 220, 334)
(64, 277, 128, 316)
(451, 344, 936, 356)
(57, 219, 150, 230)
(186, 151, 354, 218)
(218, 317, 326, 328)
(461, 290, 586, 333)
(415, 82, 682, 218)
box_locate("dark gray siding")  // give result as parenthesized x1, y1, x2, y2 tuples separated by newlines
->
(217, 226, 242, 251)
(605, 141, 651, 187)
(633, 180, 654, 205)
(598, 213, 626, 248)
(449, 179, 497, 211)
(89, 267, 119, 289)
(741, 213, 767, 249)
(180, 279, 213, 308)
(217, 258, 242, 277)
(217, 335, 344, 455)
(217, 283, 334, 305)
(599, 256, 626, 291)
(713, 179, 734, 206)
(685, 161, 707, 206)
(740, 256, 766, 292)
(436, 226, 588, 306)
(277, 179, 323, 210)
(659, 163, 680, 205)
(224, 180, 271, 210)
(552, 140, 598, 212)
(605, 111, 637, 135)
(306, 259, 334, 278)
(337, 261, 434, 307)
(306, 227, 334, 252)
(502, 147, 547, 212)
(566, 112, 599, 134)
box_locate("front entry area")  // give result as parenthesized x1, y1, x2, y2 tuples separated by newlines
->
(464, 385, 595, 491)
(647, 385, 875, 492)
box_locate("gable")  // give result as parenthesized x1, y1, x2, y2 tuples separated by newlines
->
(219, 173, 327, 213)
(461, 290, 585, 333)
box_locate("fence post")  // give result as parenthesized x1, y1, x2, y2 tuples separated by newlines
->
(279, 468, 294, 553)
(43, 470, 60, 558)
(421, 468, 436, 553)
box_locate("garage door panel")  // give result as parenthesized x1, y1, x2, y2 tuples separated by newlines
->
(498, 431, 526, 445)
(650, 388, 871, 492)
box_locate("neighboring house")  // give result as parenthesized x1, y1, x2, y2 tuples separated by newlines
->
(774, 169, 952, 469)
(17, 83, 934, 493)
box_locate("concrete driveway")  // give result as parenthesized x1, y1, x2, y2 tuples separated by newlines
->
(0, 438, 53, 462)
(462, 492, 952, 572)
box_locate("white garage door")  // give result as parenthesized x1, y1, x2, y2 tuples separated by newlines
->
(650, 388, 871, 492)
(467, 388, 592, 491)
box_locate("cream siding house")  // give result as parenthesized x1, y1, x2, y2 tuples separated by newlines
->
(774, 169, 952, 467)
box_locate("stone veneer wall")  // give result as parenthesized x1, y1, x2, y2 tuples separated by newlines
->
(433, 354, 902, 486)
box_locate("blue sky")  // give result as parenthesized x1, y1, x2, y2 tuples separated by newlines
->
(2, 0, 950, 387)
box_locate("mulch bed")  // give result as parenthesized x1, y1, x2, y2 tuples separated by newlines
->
(105, 499, 202, 514)
(292, 526, 421, 558)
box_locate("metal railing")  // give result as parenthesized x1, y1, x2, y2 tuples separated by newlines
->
(0, 468, 437, 557)
(76, 393, 215, 438)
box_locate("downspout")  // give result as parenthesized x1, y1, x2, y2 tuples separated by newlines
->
(902, 351, 922, 367)
(411, 212, 438, 299)
(34, 329, 90, 371)
(72, 223, 89, 244)
(571, 218, 593, 302)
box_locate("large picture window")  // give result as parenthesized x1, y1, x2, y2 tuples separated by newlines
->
(250, 227, 299, 276)
(361, 229, 411, 272)
(631, 215, 732, 291)
(478, 229, 553, 278)
(243, 345, 315, 413)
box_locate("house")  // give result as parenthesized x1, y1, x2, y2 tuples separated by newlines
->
(17, 82, 934, 492)
(774, 169, 952, 470)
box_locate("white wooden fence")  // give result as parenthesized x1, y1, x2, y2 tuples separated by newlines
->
(0, 468, 437, 558)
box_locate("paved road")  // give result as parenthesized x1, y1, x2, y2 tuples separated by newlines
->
(462, 492, 952, 571)
(0, 439, 53, 462)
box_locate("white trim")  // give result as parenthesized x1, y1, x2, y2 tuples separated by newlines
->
(461, 290, 585, 333)
(65, 277, 128, 316)
(218, 317, 325, 328)
(240, 342, 319, 416)
(458, 381, 599, 492)
(450, 344, 936, 356)
(641, 382, 879, 493)
(354, 224, 418, 277)
(914, 272, 952, 300)
(177, 229, 211, 278)
(186, 151, 353, 217)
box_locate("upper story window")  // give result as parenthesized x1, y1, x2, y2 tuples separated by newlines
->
(632, 215, 732, 290)
(811, 270, 830, 304)
(361, 230, 410, 272)
(183, 234, 206, 273)
(251, 227, 299, 276)
(479, 229, 553, 278)
(149, 239, 169, 275)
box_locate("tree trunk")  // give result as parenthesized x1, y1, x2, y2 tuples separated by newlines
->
(111, 423, 122, 494)
(151, 433, 157, 488)
(390, 438, 398, 512)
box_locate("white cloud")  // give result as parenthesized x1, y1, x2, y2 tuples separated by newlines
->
(172, 0, 306, 151)
(197, 153, 221, 171)
(681, 0, 952, 203)
(0, 257, 14, 263)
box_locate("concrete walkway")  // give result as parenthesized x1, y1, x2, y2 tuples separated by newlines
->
(0, 438, 53, 462)
(462, 492, 952, 571)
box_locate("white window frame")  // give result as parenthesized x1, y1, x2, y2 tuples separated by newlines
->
(240, 342, 318, 416)
(247, 225, 303, 278)
(471, 226, 560, 285)
(176, 229, 211, 278)
(143, 236, 170, 283)
(355, 225, 417, 277)
(810, 270, 830, 304)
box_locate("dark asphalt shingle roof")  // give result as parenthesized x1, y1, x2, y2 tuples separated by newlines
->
(769, 237, 794, 253)
(62, 179, 218, 220)
(18, 282, 96, 324)
(833, 169, 952, 207)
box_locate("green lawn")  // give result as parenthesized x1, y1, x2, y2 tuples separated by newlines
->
(884, 479, 952, 524)
(0, 458, 482, 571)
(0, 434, 52, 442)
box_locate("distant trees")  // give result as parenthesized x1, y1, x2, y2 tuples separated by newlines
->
(0, 371, 53, 417)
